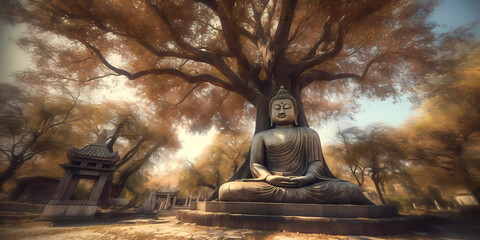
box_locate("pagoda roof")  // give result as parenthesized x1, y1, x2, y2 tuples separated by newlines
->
(68, 131, 120, 160)
(70, 140, 119, 159)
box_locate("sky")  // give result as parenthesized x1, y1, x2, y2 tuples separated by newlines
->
(1, 0, 479, 167)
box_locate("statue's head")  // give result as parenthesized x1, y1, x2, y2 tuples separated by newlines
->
(269, 85, 298, 127)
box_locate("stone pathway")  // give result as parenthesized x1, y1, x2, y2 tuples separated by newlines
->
(0, 216, 479, 239)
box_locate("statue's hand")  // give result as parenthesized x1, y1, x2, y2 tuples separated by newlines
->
(265, 175, 295, 187)
(289, 175, 315, 187)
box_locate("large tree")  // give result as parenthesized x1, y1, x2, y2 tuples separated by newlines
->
(2, 0, 468, 129)
(1, 0, 470, 196)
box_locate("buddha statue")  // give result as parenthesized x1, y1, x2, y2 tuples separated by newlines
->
(219, 86, 373, 204)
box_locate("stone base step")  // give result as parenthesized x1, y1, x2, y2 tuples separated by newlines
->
(194, 201, 398, 218)
(0, 202, 46, 213)
(177, 210, 424, 236)
(0, 211, 41, 220)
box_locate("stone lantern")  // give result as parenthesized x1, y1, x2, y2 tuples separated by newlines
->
(41, 131, 119, 219)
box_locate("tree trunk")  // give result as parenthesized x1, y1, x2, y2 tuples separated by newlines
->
(0, 162, 18, 192)
(0, 176, 9, 193)
(352, 173, 363, 187)
(215, 170, 221, 189)
(110, 166, 144, 198)
(109, 143, 161, 198)
(349, 166, 364, 186)
(460, 166, 480, 202)
(380, 180, 386, 193)
(110, 176, 127, 198)
(232, 161, 238, 176)
(469, 185, 480, 203)
(371, 174, 385, 204)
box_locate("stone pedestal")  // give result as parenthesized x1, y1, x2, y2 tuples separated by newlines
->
(177, 201, 423, 236)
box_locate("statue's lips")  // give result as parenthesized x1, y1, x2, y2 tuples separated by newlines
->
(277, 114, 286, 118)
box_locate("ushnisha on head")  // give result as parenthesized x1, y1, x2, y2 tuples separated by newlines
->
(269, 85, 299, 127)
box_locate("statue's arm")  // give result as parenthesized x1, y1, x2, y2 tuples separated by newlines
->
(249, 133, 271, 179)
(304, 129, 333, 181)
(304, 161, 324, 181)
(290, 129, 328, 186)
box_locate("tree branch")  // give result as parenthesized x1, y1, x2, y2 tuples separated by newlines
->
(46, 91, 81, 130)
(194, 0, 251, 73)
(148, 1, 245, 81)
(302, 16, 334, 60)
(170, 83, 202, 106)
(116, 137, 148, 169)
(0, 148, 12, 162)
(250, 2, 267, 44)
(47, 1, 207, 64)
(107, 117, 130, 152)
(296, 20, 348, 74)
(299, 53, 384, 88)
(85, 38, 256, 101)
(269, 0, 298, 57)
(82, 74, 121, 82)
(264, 0, 278, 39)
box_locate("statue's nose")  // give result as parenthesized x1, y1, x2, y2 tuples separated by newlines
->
(280, 107, 286, 113)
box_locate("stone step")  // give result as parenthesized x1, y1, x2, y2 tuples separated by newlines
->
(0, 202, 46, 213)
(195, 201, 398, 218)
(177, 210, 424, 236)
(0, 211, 41, 222)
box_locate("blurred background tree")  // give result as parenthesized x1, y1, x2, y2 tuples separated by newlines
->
(333, 125, 407, 204)
(177, 131, 250, 197)
(0, 83, 178, 206)
(0, 84, 85, 191)
(400, 43, 480, 201)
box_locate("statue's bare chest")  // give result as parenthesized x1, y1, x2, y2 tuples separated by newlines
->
(263, 128, 294, 148)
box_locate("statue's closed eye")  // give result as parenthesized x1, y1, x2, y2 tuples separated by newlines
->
(273, 104, 281, 110)
(283, 104, 291, 109)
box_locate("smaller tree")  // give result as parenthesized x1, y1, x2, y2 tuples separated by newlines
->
(86, 103, 180, 201)
(0, 84, 84, 191)
(337, 125, 406, 204)
(333, 129, 368, 186)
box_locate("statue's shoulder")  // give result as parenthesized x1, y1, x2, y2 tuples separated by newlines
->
(253, 129, 272, 138)
(298, 126, 320, 136)
(252, 130, 268, 140)
(298, 126, 316, 132)
(256, 127, 318, 135)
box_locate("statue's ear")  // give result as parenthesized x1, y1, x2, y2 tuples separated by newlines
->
(294, 110, 299, 126)
(269, 110, 274, 127)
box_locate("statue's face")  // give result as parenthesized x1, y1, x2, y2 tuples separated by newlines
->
(271, 99, 296, 126)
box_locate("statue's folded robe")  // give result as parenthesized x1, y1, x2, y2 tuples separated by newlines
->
(219, 127, 372, 204)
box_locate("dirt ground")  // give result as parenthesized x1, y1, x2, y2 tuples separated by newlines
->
(0, 215, 479, 240)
